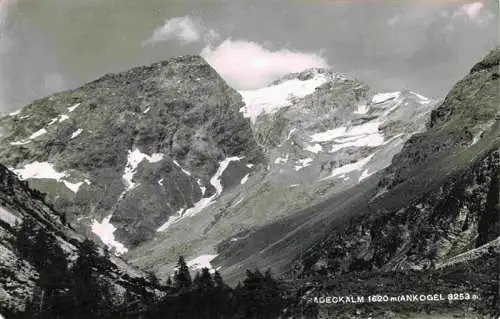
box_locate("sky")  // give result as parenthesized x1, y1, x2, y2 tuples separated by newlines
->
(0, 0, 498, 112)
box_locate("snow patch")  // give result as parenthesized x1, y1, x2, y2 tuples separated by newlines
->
(310, 121, 385, 153)
(156, 208, 185, 232)
(354, 104, 370, 115)
(274, 154, 289, 164)
(197, 179, 206, 196)
(187, 254, 218, 272)
(330, 133, 385, 153)
(58, 115, 69, 123)
(91, 215, 128, 255)
(182, 197, 215, 219)
(157, 157, 242, 231)
(232, 197, 244, 207)
(28, 128, 47, 140)
(10, 127, 48, 145)
(173, 160, 192, 176)
(67, 103, 81, 113)
(158, 178, 164, 186)
(322, 153, 375, 180)
(472, 131, 483, 145)
(305, 143, 323, 153)
(64, 178, 91, 193)
(123, 149, 164, 190)
(312, 121, 381, 143)
(239, 72, 329, 121)
(12, 161, 88, 193)
(63, 181, 85, 193)
(8, 109, 21, 116)
(70, 128, 83, 139)
(246, 163, 254, 168)
(210, 156, 243, 195)
(410, 91, 431, 104)
(0, 206, 21, 226)
(371, 92, 400, 104)
(240, 173, 250, 184)
(294, 158, 313, 171)
(287, 128, 297, 140)
(12, 162, 66, 180)
(310, 126, 347, 143)
(359, 169, 375, 182)
(10, 140, 31, 146)
(143, 107, 151, 114)
(48, 117, 59, 125)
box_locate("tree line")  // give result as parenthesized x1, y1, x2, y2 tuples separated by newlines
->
(5, 218, 317, 319)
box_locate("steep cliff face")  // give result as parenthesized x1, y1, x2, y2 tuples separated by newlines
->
(0, 164, 155, 314)
(0, 55, 264, 251)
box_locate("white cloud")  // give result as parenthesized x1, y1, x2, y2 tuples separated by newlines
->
(201, 39, 329, 89)
(452, 2, 485, 21)
(145, 16, 329, 89)
(145, 16, 202, 45)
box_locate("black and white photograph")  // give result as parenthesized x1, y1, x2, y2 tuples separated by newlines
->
(0, 0, 498, 318)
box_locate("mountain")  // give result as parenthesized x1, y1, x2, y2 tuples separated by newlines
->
(0, 55, 264, 253)
(210, 47, 500, 317)
(0, 163, 160, 315)
(126, 68, 438, 279)
(0, 55, 436, 277)
(0, 42, 498, 318)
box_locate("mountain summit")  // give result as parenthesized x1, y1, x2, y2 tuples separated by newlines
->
(0, 55, 264, 251)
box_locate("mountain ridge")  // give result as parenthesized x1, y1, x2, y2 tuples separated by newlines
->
(0, 54, 264, 252)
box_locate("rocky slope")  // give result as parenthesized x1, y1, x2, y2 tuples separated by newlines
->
(0, 55, 263, 253)
(125, 68, 437, 278)
(0, 163, 157, 314)
(299, 43, 500, 275)
(0, 51, 437, 279)
(212, 45, 499, 299)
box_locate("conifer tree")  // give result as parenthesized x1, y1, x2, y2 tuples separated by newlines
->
(173, 256, 192, 293)
(238, 269, 285, 319)
(193, 268, 214, 293)
(213, 271, 226, 289)
(71, 239, 108, 318)
(16, 218, 40, 262)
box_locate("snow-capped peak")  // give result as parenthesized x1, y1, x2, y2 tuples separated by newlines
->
(239, 69, 332, 121)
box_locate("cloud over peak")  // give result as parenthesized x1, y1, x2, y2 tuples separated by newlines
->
(201, 39, 329, 90)
(454, 2, 484, 19)
(144, 15, 329, 89)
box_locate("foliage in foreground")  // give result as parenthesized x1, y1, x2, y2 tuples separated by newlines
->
(6, 218, 315, 319)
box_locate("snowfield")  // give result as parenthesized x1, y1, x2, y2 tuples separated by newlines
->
(91, 214, 128, 255)
(12, 162, 66, 180)
(187, 254, 219, 272)
(11, 161, 90, 194)
(239, 71, 329, 121)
